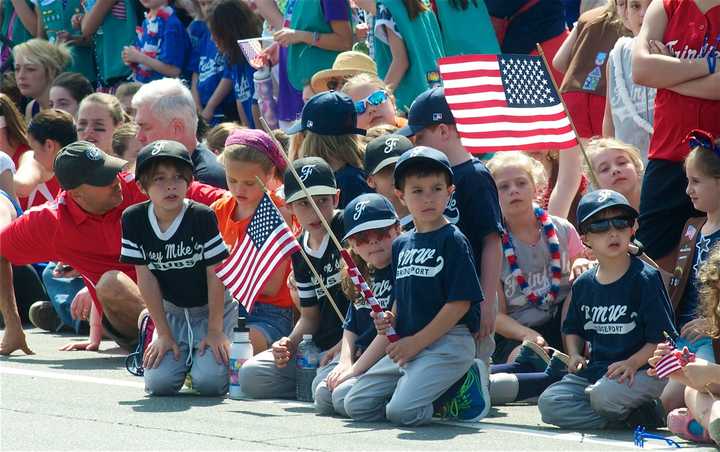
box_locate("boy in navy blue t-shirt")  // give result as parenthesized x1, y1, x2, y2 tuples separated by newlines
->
(344, 147, 487, 426)
(538, 190, 677, 430)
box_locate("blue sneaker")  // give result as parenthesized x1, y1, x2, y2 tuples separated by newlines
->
(435, 360, 490, 422)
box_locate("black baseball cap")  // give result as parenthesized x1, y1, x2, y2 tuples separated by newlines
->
(284, 157, 338, 204)
(286, 91, 366, 136)
(54, 140, 127, 190)
(364, 134, 413, 176)
(397, 87, 455, 137)
(135, 140, 193, 180)
(343, 193, 398, 241)
(577, 189, 639, 231)
(393, 146, 453, 189)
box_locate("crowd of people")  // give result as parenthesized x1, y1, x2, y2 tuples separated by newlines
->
(0, 0, 719, 445)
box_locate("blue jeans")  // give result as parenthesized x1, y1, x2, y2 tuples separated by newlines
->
(238, 302, 293, 344)
(42, 262, 86, 332)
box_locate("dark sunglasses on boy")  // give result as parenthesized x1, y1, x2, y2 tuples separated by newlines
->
(349, 225, 394, 245)
(354, 90, 388, 115)
(584, 216, 634, 234)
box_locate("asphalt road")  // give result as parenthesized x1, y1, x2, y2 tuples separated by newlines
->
(0, 328, 716, 451)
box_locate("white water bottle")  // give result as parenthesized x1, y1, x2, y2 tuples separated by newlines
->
(228, 317, 253, 399)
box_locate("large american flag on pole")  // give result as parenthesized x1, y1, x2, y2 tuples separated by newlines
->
(215, 194, 300, 313)
(438, 54, 578, 154)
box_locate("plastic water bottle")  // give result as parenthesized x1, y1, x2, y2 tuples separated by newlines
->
(295, 334, 320, 402)
(228, 317, 253, 399)
(253, 66, 278, 129)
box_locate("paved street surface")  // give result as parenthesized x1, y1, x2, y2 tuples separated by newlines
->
(1, 328, 716, 451)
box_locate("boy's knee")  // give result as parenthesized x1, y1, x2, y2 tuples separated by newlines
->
(144, 372, 183, 396)
(237, 359, 266, 398)
(538, 387, 566, 425)
(588, 381, 626, 417)
(385, 399, 431, 427)
(314, 382, 334, 415)
(343, 388, 370, 420)
(191, 354, 230, 396)
(95, 270, 129, 303)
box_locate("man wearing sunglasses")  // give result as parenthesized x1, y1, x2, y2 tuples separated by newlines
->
(539, 189, 677, 430)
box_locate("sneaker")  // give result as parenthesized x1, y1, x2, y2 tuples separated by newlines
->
(543, 355, 568, 380)
(435, 360, 490, 422)
(125, 313, 155, 377)
(514, 340, 551, 372)
(625, 398, 667, 430)
(667, 408, 713, 443)
(28, 301, 62, 332)
(547, 348, 571, 366)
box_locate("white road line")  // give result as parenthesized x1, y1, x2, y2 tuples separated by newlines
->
(0, 364, 678, 450)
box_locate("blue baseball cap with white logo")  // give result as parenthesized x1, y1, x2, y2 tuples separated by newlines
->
(283, 157, 337, 204)
(286, 91, 366, 136)
(576, 189, 639, 229)
(393, 146, 453, 189)
(364, 134, 414, 175)
(397, 87, 455, 137)
(343, 193, 398, 241)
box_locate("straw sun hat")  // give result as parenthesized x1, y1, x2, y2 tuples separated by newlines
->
(310, 51, 377, 93)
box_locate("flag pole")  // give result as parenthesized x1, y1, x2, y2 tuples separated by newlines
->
(254, 177, 345, 323)
(258, 119, 399, 341)
(536, 43, 599, 188)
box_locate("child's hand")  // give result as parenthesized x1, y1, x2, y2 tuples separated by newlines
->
(476, 300, 496, 339)
(69, 287, 93, 321)
(570, 258, 595, 282)
(566, 353, 586, 373)
(60, 340, 100, 351)
(370, 310, 395, 335)
(386, 336, 421, 367)
(647, 342, 675, 375)
(522, 331, 547, 348)
(606, 359, 639, 386)
(122, 46, 144, 65)
(143, 334, 180, 369)
(271, 336, 294, 368)
(199, 330, 230, 365)
(200, 106, 215, 123)
(681, 318, 709, 343)
(326, 362, 354, 391)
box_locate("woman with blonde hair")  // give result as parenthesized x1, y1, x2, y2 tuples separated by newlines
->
(77, 93, 132, 155)
(12, 38, 71, 121)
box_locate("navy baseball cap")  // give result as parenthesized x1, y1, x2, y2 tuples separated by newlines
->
(343, 193, 398, 241)
(286, 91, 366, 136)
(577, 189, 639, 229)
(393, 146, 453, 189)
(364, 134, 413, 176)
(135, 140, 193, 180)
(397, 87, 455, 137)
(54, 141, 127, 190)
(284, 157, 338, 204)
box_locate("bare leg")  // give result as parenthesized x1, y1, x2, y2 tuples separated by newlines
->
(661, 380, 687, 412)
(95, 270, 145, 341)
(685, 386, 720, 445)
(0, 256, 33, 355)
(250, 328, 269, 354)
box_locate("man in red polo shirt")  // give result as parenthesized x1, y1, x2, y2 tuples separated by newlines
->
(0, 141, 225, 355)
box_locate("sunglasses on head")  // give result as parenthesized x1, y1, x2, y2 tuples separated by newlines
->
(584, 216, 634, 234)
(354, 90, 388, 115)
(349, 226, 393, 245)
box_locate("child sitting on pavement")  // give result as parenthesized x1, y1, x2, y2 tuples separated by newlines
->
(538, 189, 677, 429)
(120, 140, 234, 396)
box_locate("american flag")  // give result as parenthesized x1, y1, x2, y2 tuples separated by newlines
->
(438, 54, 578, 154)
(237, 38, 270, 69)
(215, 194, 300, 313)
(654, 346, 695, 379)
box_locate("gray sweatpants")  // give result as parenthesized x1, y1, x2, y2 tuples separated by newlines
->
(144, 300, 238, 396)
(238, 348, 338, 399)
(344, 326, 475, 426)
(538, 372, 667, 429)
(315, 359, 357, 417)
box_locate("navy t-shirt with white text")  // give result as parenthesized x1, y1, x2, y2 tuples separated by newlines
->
(343, 265, 393, 351)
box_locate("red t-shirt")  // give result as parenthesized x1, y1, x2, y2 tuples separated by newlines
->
(0, 173, 226, 310)
(649, 0, 720, 162)
(10, 144, 62, 210)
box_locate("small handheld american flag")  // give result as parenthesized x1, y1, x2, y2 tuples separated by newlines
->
(340, 249, 399, 342)
(654, 346, 696, 379)
(237, 37, 272, 69)
(438, 54, 578, 154)
(215, 194, 300, 313)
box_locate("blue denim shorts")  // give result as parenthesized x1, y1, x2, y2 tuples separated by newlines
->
(238, 302, 293, 344)
(676, 336, 716, 363)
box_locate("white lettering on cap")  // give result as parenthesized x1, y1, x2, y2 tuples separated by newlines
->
(85, 147, 102, 160)
(353, 200, 370, 220)
(384, 137, 400, 154)
(597, 190, 612, 203)
(300, 164, 316, 181)
(432, 113, 443, 121)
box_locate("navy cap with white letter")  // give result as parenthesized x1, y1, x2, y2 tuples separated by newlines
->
(343, 193, 398, 241)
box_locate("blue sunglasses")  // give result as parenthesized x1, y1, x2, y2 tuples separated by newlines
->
(354, 90, 388, 115)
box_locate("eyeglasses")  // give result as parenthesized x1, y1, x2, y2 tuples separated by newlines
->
(354, 90, 388, 115)
(349, 226, 394, 245)
(584, 216, 634, 234)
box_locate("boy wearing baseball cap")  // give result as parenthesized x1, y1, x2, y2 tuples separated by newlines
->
(538, 190, 676, 429)
(344, 147, 488, 425)
(363, 134, 414, 230)
(239, 157, 352, 400)
(120, 140, 235, 396)
(400, 86, 503, 398)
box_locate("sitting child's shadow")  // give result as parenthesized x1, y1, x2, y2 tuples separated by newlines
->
(119, 395, 225, 413)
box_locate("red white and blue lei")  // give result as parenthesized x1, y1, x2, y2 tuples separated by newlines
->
(501, 205, 562, 307)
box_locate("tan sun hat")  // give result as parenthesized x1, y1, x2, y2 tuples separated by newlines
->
(310, 51, 377, 93)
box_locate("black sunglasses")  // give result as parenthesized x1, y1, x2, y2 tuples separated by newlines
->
(584, 216, 634, 234)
